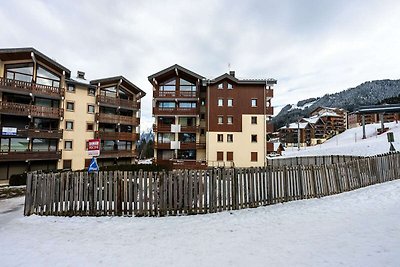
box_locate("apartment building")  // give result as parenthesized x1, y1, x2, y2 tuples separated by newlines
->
(150, 65, 276, 169)
(0, 47, 144, 181)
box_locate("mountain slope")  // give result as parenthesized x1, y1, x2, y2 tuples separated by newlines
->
(273, 79, 400, 129)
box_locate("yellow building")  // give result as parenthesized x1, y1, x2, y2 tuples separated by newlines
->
(0, 47, 145, 181)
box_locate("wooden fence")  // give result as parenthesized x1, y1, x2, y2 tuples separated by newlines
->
(24, 152, 400, 217)
(267, 155, 363, 167)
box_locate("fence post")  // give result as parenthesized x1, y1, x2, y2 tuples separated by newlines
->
(233, 168, 239, 210)
(117, 172, 122, 216)
(24, 172, 33, 216)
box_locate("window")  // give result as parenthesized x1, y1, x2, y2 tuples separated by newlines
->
(251, 116, 257, 124)
(66, 101, 74, 111)
(36, 65, 60, 88)
(227, 134, 233, 142)
(64, 140, 73, 150)
(88, 87, 96, 96)
(179, 102, 197, 108)
(217, 83, 223, 89)
(217, 151, 224, 161)
(201, 99, 206, 106)
(251, 134, 258, 143)
(87, 123, 94, 131)
(179, 78, 196, 91)
(63, 160, 72, 169)
(218, 116, 223, 124)
(251, 152, 258, 162)
(227, 152, 234, 161)
(200, 129, 205, 135)
(67, 84, 75, 93)
(251, 99, 257, 107)
(227, 83, 233, 89)
(87, 104, 95, 113)
(31, 138, 57, 151)
(217, 134, 223, 142)
(227, 116, 233, 124)
(160, 78, 176, 91)
(227, 99, 233, 107)
(200, 113, 205, 120)
(159, 102, 176, 108)
(65, 121, 74, 130)
(218, 99, 223, 107)
(5, 63, 33, 82)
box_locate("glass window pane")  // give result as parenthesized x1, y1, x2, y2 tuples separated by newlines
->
(11, 138, 29, 151)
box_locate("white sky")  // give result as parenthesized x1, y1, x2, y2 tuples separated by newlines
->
(1, 0, 400, 131)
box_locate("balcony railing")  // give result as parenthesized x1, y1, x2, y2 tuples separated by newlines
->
(266, 123, 274, 133)
(0, 77, 64, 99)
(154, 142, 172, 149)
(180, 125, 198, 132)
(95, 131, 139, 141)
(98, 149, 137, 158)
(0, 102, 63, 119)
(153, 107, 199, 116)
(0, 127, 63, 139)
(96, 113, 139, 126)
(154, 90, 198, 99)
(266, 142, 274, 153)
(153, 124, 172, 132)
(266, 89, 273, 98)
(0, 150, 62, 162)
(265, 106, 273, 115)
(96, 95, 139, 110)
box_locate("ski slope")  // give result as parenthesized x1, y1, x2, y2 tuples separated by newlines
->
(283, 121, 400, 157)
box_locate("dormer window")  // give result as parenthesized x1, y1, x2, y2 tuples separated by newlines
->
(217, 83, 223, 89)
(227, 83, 233, 89)
(77, 71, 85, 79)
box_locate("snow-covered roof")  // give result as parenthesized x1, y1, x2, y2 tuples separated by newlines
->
(302, 115, 319, 124)
(273, 142, 283, 151)
(280, 122, 309, 130)
(318, 111, 341, 118)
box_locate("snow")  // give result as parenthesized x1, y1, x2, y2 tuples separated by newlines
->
(283, 121, 400, 157)
(1, 180, 400, 267)
(288, 100, 317, 112)
(280, 122, 309, 130)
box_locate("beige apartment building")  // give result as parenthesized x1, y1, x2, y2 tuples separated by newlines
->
(0, 47, 144, 181)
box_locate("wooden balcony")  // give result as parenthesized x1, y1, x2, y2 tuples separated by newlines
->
(180, 142, 197, 150)
(0, 150, 62, 162)
(153, 90, 198, 99)
(153, 124, 172, 132)
(96, 95, 139, 110)
(0, 128, 63, 139)
(96, 113, 139, 126)
(180, 125, 198, 132)
(0, 102, 63, 119)
(266, 142, 274, 153)
(0, 77, 64, 99)
(154, 142, 172, 149)
(153, 107, 199, 116)
(266, 89, 273, 98)
(95, 131, 139, 141)
(266, 106, 273, 115)
(98, 149, 137, 158)
(266, 122, 274, 133)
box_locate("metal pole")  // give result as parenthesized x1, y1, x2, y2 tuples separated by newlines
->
(362, 114, 366, 139)
(297, 119, 300, 151)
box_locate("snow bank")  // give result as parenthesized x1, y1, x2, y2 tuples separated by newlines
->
(1, 180, 399, 267)
(283, 121, 400, 157)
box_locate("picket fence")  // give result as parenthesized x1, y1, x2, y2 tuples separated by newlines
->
(24, 153, 400, 217)
(267, 155, 363, 167)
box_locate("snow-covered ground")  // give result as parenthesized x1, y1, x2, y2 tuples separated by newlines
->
(283, 121, 400, 157)
(1, 180, 399, 267)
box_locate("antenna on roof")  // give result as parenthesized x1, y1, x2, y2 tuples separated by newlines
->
(228, 63, 231, 72)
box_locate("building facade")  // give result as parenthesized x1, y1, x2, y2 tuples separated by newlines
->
(0, 47, 144, 181)
(150, 65, 276, 169)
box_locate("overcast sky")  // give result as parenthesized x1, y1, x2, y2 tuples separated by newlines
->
(1, 0, 400, 130)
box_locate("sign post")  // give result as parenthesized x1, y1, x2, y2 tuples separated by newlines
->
(87, 139, 100, 173)
(387, 132, 396, 152)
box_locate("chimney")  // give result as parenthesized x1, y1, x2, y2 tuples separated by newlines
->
(229, 71, 235, 77)
(77, 71, 85, 79)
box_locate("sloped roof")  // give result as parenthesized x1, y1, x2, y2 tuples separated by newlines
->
(148, 64, 205, 85)
(90, 76, 145, 97)
(0, 47, 71, 77)
(209, 73, 270, 85)
(280, 122, 309, 130)
(301, 115, 320, 124)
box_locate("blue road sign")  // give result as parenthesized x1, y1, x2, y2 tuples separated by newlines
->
(88, 157, 99, 173)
